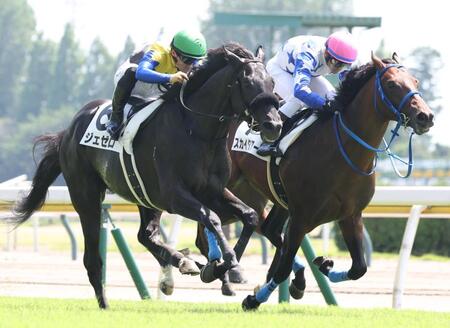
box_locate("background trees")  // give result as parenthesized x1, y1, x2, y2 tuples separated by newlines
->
(0, 0, 447, 184)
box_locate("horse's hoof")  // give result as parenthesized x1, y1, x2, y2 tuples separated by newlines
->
(159, 280, 174, 296)
(179, 257, 200, 275)
(228, 265, 247, 284)
(289, 281, 305, 300)
(221, 283, 236, 296)
(313, 256, 334, 275)
(313, 256, 325, 266)
(97, 296, 109, 310)
(242, 295, 260, 311)
(200, 261, 218, 283)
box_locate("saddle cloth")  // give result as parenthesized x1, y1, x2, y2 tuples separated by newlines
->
(80, 100, 164, 209)
(231, 113, 318, 209)
(80, 100, 163, 155)
(231, 113, 318, 160)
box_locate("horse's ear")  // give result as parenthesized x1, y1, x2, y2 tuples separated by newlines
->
(255, 45, 265, 62)
(392, 52, 400, 64)
(371, 51, 385, 69)
(223, 46, 245, 67)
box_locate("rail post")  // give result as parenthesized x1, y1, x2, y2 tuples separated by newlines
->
(60, 214, 77, 260)
(278, 235, 338, 305)
(392, 204, 426, 309)
(100, 203, 151, 299)
(301, 235, 338, 305)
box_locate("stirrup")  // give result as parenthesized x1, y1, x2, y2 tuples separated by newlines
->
(256, 143, 282, 157)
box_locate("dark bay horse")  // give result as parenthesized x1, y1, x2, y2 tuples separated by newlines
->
(194, 54, 435, 307)
(8, 43, 282, 309)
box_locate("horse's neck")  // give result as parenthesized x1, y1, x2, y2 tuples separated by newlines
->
(186, 65, 238, 139)
(339, 78, 389, 167)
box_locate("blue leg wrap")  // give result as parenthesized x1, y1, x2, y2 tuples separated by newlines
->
(328, 270, 349, 283)
(205, 228, 222, 261)
(292, 255, 305, 273)
(255, 278, 278, 303)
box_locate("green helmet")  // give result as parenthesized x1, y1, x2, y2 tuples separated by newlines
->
(171, 30, 207, 59)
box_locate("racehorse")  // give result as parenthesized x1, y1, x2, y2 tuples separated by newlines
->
(194, 53, 435, 307)
(8, 43, 282, 309)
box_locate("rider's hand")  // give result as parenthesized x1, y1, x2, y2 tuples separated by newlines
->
(321, 99, 333, 112)
(169, 71, 189, 84)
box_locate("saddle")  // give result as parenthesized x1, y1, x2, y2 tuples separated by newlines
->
(120, 97, 164, 155)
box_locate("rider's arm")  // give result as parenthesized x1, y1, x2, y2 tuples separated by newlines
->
(135, 51, 171, 84)
(293, 52, 326, 109)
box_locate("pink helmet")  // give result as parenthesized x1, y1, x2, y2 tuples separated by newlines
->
(326, 31, 358, 64)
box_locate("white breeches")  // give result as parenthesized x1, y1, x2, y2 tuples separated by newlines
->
(114, 60, 163, 100)
(266, 57, 336, 118)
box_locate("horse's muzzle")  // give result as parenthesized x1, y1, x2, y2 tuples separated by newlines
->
(410, 111, 434, 135)
(260, 120, 282, 143)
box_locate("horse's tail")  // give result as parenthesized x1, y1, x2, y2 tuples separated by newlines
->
(10, 131, 65, 226)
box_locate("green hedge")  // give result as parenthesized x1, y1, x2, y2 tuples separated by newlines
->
(334, 218, 450, 256)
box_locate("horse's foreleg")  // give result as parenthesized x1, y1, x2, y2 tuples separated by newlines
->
(202, 188, 262, 283)
(195, 224, 235, 295)
(313, 214, 367, 282)
(164, 187, 238, 276)
(210, 188, 259, 261)
(337, 213, 367, 280)
(137, 206, 200, 280)
(243, 217, 305, 310)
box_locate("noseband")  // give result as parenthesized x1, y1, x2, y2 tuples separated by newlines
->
(333, 64, 422, 177)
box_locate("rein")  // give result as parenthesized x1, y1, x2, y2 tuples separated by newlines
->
(178, 58, 263, 123)
(333, 64, 422, 177)
(179, 80, 242, 122)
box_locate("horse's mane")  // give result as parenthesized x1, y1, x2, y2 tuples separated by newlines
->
(316, 58, 397, 120)
(161, 42, 254, 101)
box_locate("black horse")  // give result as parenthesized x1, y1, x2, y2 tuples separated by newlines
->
(9, 43, 282, 309)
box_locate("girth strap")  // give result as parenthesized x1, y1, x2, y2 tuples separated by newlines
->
(267, 157, 289, 209)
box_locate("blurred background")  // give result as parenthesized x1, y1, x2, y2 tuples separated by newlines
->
(1, 2, 449, 307)
(0, 0, 448, 186)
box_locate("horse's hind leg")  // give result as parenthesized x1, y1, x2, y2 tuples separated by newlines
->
(64, 173, 107, 308)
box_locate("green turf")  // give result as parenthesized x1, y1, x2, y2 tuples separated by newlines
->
(0, 297, 448, 328)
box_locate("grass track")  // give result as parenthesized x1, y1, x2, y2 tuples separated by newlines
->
(0, 297, 449, 328)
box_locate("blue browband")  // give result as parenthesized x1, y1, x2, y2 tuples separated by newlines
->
(333, 64, 421, 177)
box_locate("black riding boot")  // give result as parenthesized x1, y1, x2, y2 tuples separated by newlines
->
(106, 67, 137, 141)
(256, 142, 282, 157)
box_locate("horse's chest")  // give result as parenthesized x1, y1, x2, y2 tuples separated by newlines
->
(186, 153, 228, 191)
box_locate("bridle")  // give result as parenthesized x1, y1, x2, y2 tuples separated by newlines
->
(333, 64, 422, 177)
(178, 58, 275, 125)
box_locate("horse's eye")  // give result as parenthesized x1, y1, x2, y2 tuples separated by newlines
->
(386, 80, 399, 89)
